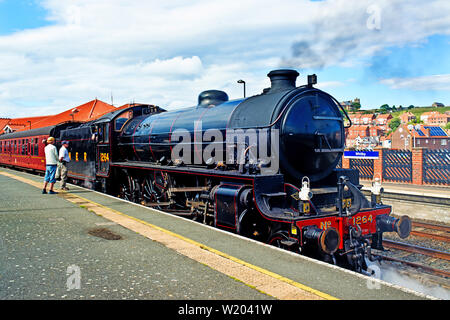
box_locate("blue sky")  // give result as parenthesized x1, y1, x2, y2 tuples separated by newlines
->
(0, 0, 450, 117)
(0, 0, 50, 35)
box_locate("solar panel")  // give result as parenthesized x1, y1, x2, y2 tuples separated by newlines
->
(414, 129, 425, 136)
(424, 126, 447, 136)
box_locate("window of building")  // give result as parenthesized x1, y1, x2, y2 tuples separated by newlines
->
(442, 139, 448, 146)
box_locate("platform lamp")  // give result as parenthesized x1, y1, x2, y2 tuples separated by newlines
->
(237, 79, 246, 98)
(26, 120, 31, 130)
(70, 108, 79, 122)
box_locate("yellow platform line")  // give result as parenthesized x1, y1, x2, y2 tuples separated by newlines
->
(0, 170, 338, 300)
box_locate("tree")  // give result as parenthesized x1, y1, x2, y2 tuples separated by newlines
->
(379, 104, 390, 114)
(351, 101, 361, 112)
(408, 105, 415, 109)
(389, 118, 401, 131)
(408, 118, 423, 125)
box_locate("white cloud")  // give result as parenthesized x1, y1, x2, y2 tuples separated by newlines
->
(0, 0, 449, 117)
(380, 74, 450, 91)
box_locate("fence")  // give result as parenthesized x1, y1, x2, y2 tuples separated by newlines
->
(423, 149, 450, 185)
(341, 148, 450, 186)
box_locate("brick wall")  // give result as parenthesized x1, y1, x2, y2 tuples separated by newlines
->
(412, 148, 424, 185)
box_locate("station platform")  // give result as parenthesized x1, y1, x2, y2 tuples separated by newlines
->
(0, 168, 433, 301)
(360, 181, 449, 224)
(360, 181, 450, 199)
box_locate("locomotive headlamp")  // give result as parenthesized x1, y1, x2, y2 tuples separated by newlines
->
(299, 176, 313, 201)
(371, 177, 383, 195)
(370, 175, 383, 206)
(299, 177, 313, 214)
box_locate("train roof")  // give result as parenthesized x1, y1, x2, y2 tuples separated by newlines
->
(92, 104, 166, 124)
(0, 121, 85, 140)
(0, 125, 56, 140)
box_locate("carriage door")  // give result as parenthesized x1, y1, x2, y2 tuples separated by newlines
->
(96, 123, 111, 177)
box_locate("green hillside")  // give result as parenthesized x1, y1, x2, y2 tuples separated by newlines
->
(389, 106, 450, 118)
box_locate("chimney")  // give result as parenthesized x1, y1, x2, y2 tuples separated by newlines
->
(267, 69, 299, 93)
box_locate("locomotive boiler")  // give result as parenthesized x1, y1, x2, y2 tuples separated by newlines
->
(0, 69, 412, 274)
(118, 69, 344, 183)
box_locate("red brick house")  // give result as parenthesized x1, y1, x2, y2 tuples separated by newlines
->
(375, 113, 393, 126)
(391, 124, 449, 150)
(399, 112, 416, 124)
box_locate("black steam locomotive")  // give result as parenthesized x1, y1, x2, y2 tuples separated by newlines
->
(0, 69, 411, 274)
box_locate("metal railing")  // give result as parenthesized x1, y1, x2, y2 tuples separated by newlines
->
(423, 149, 450, 185)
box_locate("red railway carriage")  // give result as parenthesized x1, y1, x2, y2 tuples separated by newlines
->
(0, 123, 83, 173)
(0, 126, 53, 171)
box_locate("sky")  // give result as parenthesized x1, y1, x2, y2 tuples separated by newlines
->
(0, 0, 450, 118)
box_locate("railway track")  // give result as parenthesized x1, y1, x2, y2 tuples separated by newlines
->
(382, 239, 450, 261)
(376, 220, 450, 279)
(410, 221, 450, 242)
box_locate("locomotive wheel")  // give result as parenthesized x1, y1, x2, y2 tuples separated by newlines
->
(237, 210, 269, 242)
(142, 177, 157, 203)
(118, 175, 140, 203)
(118, 180, 133, 202)
(140, 175, 169, 210)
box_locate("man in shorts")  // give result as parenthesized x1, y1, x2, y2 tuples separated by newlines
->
(43, 136, 59, 194)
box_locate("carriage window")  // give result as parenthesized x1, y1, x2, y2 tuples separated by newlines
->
(34, 138, 39, 156)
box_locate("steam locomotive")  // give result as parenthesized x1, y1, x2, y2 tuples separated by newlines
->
(0, 69, 411, 274)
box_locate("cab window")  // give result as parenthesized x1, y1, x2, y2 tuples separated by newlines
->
(115, 110, 133, 131)
(104, 123, 109, 143)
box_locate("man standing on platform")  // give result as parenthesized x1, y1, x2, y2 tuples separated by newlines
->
(59, 140, 70, 190)
(42, 137, 59, 194)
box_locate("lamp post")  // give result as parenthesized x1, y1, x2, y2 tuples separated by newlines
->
(26, 120, 31, 130)
(237, 79, 246, 98)
(69, 109, 79, 122)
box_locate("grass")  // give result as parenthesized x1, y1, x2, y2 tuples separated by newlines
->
(389, 106, 450, 118)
